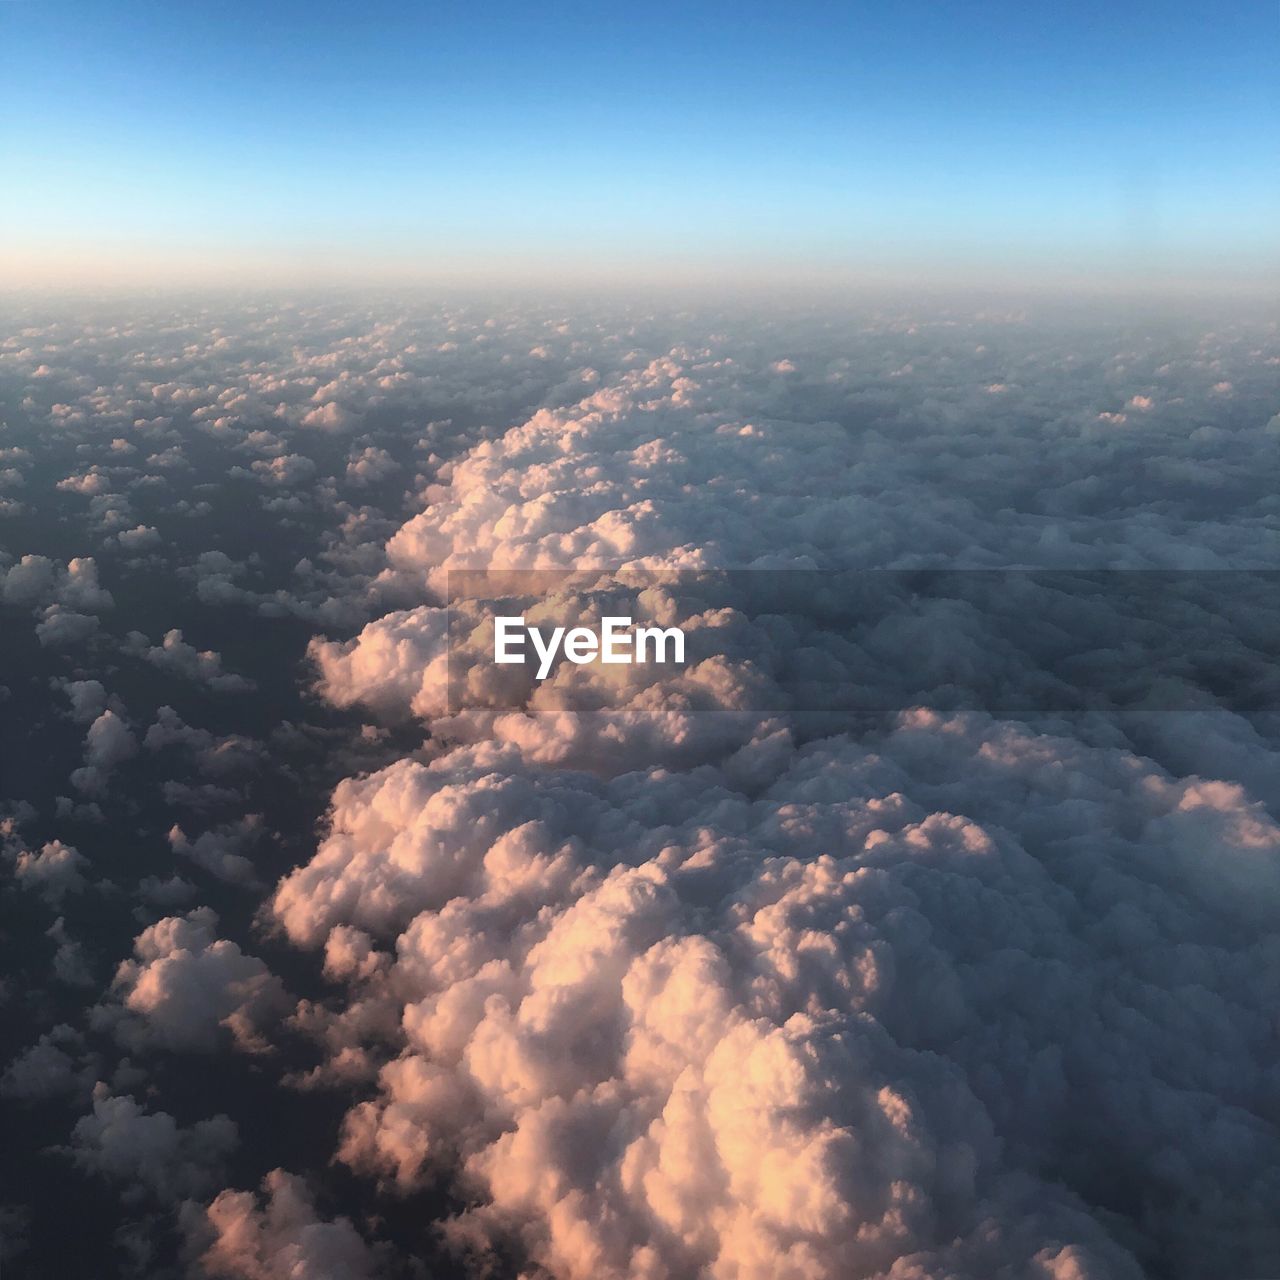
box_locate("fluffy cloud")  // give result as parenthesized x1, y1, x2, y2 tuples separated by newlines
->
(0, 554, 112, 612)
(9, 838, 90, 904)
(300, 402, 359, 432)
(345, 445, 399, 487)
(36, 605, 101, 648)
(101, 908, 289, 1053)
(6, 297, 1280, 1279)
(278, 327, 1280, 1279)
(58, 556, 115, 610)
(124, 629, 256, 692)
(55, 677, 111, 723)
(244, 454, 318, 487)
(272, 716, 1280, 1279)
(1, 1026, 97, 1101)
(66, 1085, 237, 1204)
(0, 553, 56, 604)
(145, 706, 266, 777)
(191, 1170, 378, 1280)
(116, 524, 163, 550)
(47, 916, 95, 987)
(71, 708, 139, 794)
(169, 817, 263, 888)
(85, 709, 138, 769)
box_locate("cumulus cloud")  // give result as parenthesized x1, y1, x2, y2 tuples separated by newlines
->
(101, 907, 289, 1053)
(57, 469, 114, 496)
(277, 322, 1280, 1279)
(124, 629, 256, 692)
(189, 1170, 378, 1280)
(115, 524, 162, 550)
(86, 709, 138, 769)
(1, 554, 117, 613)
(300, 402, 359, 432)
(9, 838, 90, 904)
(71, 708, 139, 794)
(66, 1085, 237, 1204)
(137, 873, 200, 909)
(1, 1025, 98, 1101)
(169, 817, 264, 888)
(47, 915, 95, 987)
(244, 455, 318, 487)
(36, 604, 101, 648)
(6, 296, 1280, 1279)
(58, 556, 115, 610)
(54, 677, 112, 723)
(145, 707, 266, 777)
(269, 714, 1280, 1278)
(345, 444, 399, 488)
(0, 553, 55, 604)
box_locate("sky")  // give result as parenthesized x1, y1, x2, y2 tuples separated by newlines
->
(2, 0, 1278, 291)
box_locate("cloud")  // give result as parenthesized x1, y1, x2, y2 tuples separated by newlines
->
(272, 712, 1280, 1279)
(244, 455, 318, 487)
(66, 1085, 237, 1204)
(36, 605, 101, 648)
(169, 817, 264, 888)
(191, 1169, 378, 1280)
(0, 553, 55, 604)
(277, 328, 1280, 1279)
(7, 297, 1280, 1278)
(1, 553, 117, 613)
(101, 907, 289, 1053)
(86, 709, 138, 769)
(71, 709, 139, 794)
(144, 707, 266, 777)
(9, 838, 90, 904)
(138, 873, 200, 909)
(124, 629, 256, 692)
(57, 469, 114, 496)
(345, 445, 399, 487)
(1, 1025, 98, 1101)
(54, 677, 111, 723)
(47, 916, 96, 987)
(116, 524, 163, 550)
(58, 557, 115, 610)
(300, 402, 358, 432)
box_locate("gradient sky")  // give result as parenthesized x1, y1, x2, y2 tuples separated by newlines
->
(3, 0, 1278, 289)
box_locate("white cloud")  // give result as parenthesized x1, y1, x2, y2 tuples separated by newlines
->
(192, 1169, 378, 1280)
(102, 907, 289, 1053)
(36, 605, 100, 648)
(9, 298, 1280, 1279)
(10, 838, 90, 904)
(116, 524, 162, 550)
(277, 324, 1280, 1279)
(72, 708, 138, 794)
(300, 402, 358, 432)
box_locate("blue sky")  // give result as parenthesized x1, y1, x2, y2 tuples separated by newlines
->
(3, 0, 1277, 288)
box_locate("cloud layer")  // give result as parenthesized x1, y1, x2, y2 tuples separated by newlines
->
(3, 295, 1279, 1278)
